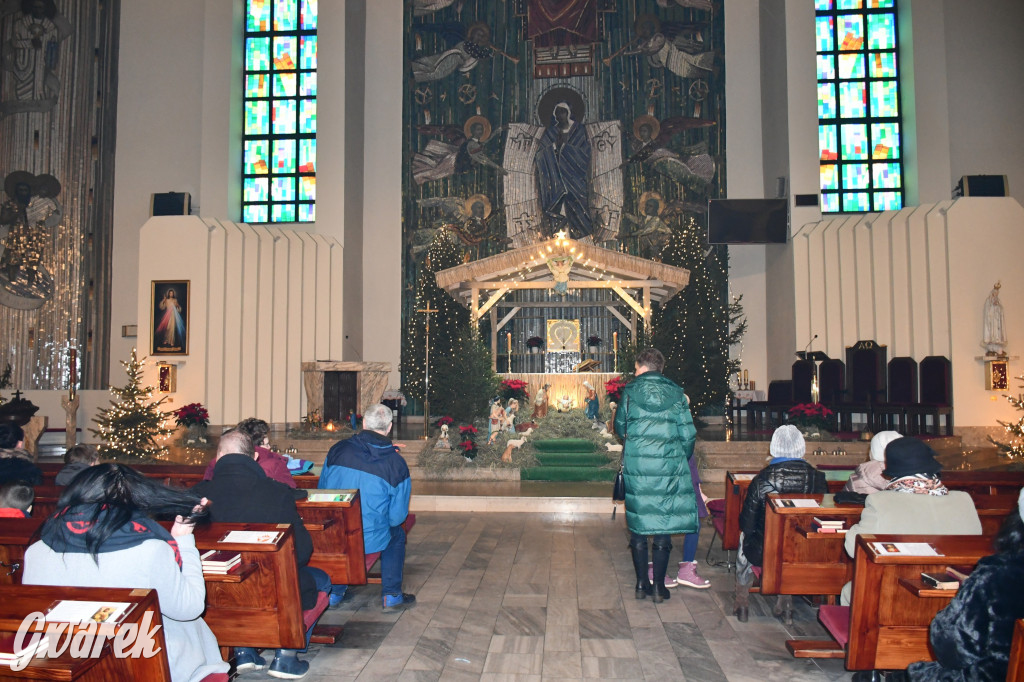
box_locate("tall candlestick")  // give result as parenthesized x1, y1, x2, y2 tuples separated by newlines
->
(743, 369, 748, 384)
(69, 348, 77, 399)
(507, 333, 512, 373)
(613, 331, 618, 373)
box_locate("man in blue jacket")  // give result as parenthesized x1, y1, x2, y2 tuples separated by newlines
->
(320, 403, 414, 612)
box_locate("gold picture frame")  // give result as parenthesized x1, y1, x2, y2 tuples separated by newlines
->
(151, 280, 189, 355)
(546, 319, 580, 352)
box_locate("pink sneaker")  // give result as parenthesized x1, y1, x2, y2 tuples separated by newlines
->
(676, 561, 711, 589)
(647, 562, 678, 588)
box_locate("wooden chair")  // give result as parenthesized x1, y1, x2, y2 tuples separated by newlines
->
(914, 356, 954, 436)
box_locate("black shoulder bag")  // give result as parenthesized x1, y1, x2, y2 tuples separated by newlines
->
(612, 398, 627, 516)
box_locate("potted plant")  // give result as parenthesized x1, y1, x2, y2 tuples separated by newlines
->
(587, 335, 602, 352)
(173, 402, 210, 445)
(604, 376, 628, 402)
(500, 379, 529, 402)
(526, 336, 544, 354)
(786, 402, 836, 437)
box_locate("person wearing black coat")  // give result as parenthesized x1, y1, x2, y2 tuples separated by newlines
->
(192, 429, 326, 679)
(903, 495, 1024, 682)
(734, 425, 827, 623)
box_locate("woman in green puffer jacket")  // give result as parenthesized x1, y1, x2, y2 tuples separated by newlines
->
(614, 348, 698, 604)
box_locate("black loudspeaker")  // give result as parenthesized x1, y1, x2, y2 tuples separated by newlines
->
(151, 192, 191, 216)
(956, 175, 1008, 197)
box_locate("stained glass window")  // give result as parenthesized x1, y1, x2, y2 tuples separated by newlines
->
(816, 0, 903, 213)
(243, 0, 317, 223)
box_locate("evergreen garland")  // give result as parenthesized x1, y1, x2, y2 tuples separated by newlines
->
(652, 216, 747, 417)
(90, 349, 174, 460)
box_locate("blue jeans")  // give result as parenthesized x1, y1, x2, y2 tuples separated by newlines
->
(682, 525, 700, 562)
(379, 524, 407, 597)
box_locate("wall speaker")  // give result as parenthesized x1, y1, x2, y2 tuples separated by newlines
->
(151, 192, 191, 216)
(956, 175, 1008, 197)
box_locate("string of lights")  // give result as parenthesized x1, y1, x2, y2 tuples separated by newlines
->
(89, 348, 174, 460)
(992, 375, 1024, 460)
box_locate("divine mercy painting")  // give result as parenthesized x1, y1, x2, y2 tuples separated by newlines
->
(151, 280, 189, 355)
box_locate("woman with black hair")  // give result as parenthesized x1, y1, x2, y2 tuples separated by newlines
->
(23, 463, 229, 682)
(905, 488, 1024, 681)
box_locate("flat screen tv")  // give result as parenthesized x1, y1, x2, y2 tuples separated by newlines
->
(707, 198, 788, 244)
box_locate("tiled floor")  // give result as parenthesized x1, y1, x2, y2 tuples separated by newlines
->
(236, 512, 855, 681)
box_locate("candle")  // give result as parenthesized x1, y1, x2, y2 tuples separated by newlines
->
(507, 332, 512, 353)
(613, 331, 618, 352)
(743, 369, 748, 384)
(69, 348, 77, 399)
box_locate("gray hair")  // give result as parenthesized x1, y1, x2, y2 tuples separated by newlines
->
(217, 428, 255, 459)
(362, 404, 393, 433)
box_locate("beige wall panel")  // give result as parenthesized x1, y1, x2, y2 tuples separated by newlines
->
(269, 228, 292, 423)
(204, 219, 228, 422)
(235, 223, 261, 422)
(852, 218, 875, 342)
(299, 233, 320, 372)
(887, 210, 913, 355)
(283, 231, 309, 420)
(819, 219, 845, 358)
(248, 223, 278, 421)
(329, 241, 345, 360)
(311, 234, 336, 360)
(836, 218, 859, 346)
(924, 204, 953, 358)
(219, 222, 247, 422)
(867, 213, 896, 354)
(905, 206, 933, 359)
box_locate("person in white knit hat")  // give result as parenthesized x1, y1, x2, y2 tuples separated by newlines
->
(843, 430, 903, 495)
(733, 425, 828, 623)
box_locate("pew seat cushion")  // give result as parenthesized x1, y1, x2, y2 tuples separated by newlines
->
(302, 590, 329, 631)
(706, 498, 726, 515)
(201, 675, 229, 682)
(818, 605, 850, 647)
(711, 514, 726, 538)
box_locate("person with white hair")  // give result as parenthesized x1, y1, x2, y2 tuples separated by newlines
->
(320, 404, 414, 612)
(734, 425, 828, 623)
(843, 430, 903, 495)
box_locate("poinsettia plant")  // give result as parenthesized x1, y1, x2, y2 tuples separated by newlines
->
(526, 336, 544, 348)
(500, 378, 529, 401)
(587, 335, 602, 347)
(605, 376, 628, 402)
(786, 402, 835, 431)
(173, 402, 210, 428)
(436, 416, 453, 426)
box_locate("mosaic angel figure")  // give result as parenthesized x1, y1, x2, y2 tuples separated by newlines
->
(0, 171, 61, 309)
(417, 194, 509, 260)
(410, 21, 518, 83)
(624, 114, 717, 184)
(621, 192, 691, 260)
(606, 15, 714, 80)
(411, 115, 508, 185)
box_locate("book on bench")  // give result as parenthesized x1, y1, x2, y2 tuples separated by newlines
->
(920, 571, 959, 590)
(945, 565, 974, 583)
(307, 492, 355, 503)
(44, 599, 136, 625)
(201, 550, 242, 573)
(219, 530, 284, 545)
(811, 517, 847, 533)
(0, 631, 50, 666)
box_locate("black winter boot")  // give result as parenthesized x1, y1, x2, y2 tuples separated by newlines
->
(651, 537, 672, 603)
(629, 536, 652, 599)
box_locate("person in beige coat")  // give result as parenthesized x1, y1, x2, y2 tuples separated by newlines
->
(841, 437, 982, 605)
(843, 430, 902, 495)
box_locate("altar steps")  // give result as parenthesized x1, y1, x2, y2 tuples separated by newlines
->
(520, 438, 617, 482)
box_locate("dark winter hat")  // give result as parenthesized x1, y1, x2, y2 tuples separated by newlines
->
(882, 437, 942, 479)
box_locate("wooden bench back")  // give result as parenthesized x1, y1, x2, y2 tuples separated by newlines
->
(296, 492, 368, 586)
(36, 462, 318, 490)
(0, 584, 172, 681)
(0, 518, 308, 650)
(847, 534, 994, 670)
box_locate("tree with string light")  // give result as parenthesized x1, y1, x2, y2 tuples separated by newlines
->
(652, 215, 746, 419)
(991, 374, 1024, 462)
(90, 349, 174, 460)
(402, 232, 472, 408)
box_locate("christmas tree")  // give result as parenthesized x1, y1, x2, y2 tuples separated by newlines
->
(991, 374, 1024, 462)
(402, 231, 471, 407)
(430, 331, 501, 423)
(90, 349, 174, 460)
(652, 216, 747, 418)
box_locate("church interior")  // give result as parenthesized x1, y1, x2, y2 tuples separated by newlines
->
(2, 0, 1024, 680)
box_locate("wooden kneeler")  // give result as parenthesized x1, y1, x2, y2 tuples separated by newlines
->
(786, 604, 847, 659)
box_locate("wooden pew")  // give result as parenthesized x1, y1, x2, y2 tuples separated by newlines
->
(1009, 619, 1024, 682)
(295, 491, 368, 586)
(36, 463, 318, 490)
(759, 494, 863, 596)
(786, 534, 995, 668)
(0, 519, 331, 651)
(761, 493, 1016, 599)
(0, 585, 172, 681)
(942, 470, 1024, 497)
(721, 470, 850, 552)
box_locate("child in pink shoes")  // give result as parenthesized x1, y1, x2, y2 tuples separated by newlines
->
(678, 455, 711, 588)
(648, 456, 711, 590)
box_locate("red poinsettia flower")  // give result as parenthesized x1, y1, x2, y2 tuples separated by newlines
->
(437, 416, 453, 426)
(604, 377, 628, 401)
(459, 440, 476, 451)
(173, 402, 210, 427)
(459, 425, 478, 435)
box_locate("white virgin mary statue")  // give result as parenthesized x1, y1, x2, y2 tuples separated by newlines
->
(983, 282, 1007, 355)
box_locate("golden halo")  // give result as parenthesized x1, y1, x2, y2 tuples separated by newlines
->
(639, 191, 664, 216)
(464, 194, 492, 219)
(463, 115, 492, 142)
(466, 22, 492, 46)
(632, 115, 661, 142)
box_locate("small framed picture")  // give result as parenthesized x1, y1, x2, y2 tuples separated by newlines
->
(151, 280, 189, 355)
